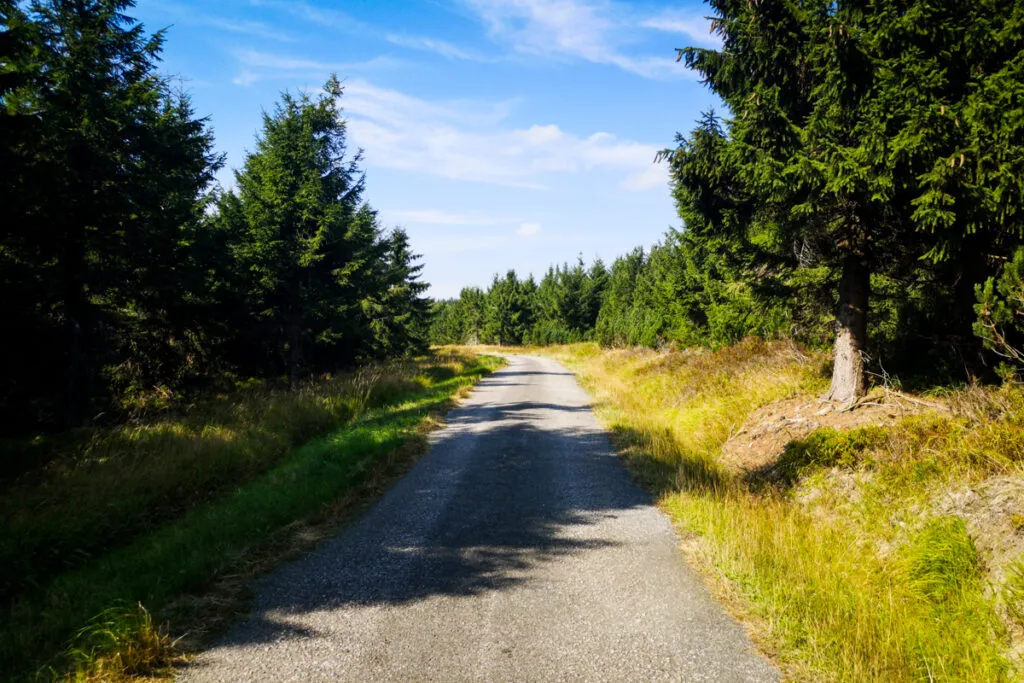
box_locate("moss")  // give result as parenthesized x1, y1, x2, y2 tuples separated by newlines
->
(775, 426, 890, 482)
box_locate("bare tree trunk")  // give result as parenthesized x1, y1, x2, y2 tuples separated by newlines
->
(826, 254, 869, 404)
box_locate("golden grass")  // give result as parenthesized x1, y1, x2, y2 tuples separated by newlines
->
(1, 350, 502, 681)
(530, 340, 1021, 682)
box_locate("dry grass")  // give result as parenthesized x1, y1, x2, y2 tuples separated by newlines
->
(1, 350, 502, 681)
(0, 361, 432, 604)
(62, 603, 185, 682)
(528, 340, 1022, 682)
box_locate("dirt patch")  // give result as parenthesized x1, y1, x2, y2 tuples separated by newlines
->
(933, 476, 1024, 668)
(721, 390, 934, 473)
(934, 476, 1024, 584)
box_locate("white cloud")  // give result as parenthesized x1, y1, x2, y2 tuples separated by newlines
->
(206, 17, 293, 42)
(342, 80, 662, 188)
(250, 0, 366, 32)
(517, 222, 542, 237)
(232, 70, 260, 87)
(385, 34, 494, 62)
(621, 163, 669, 191)
(147, 2, 294, 42)
(517, 124, 564, 145)
(389, 210, 507, 226)
(460, 0, 707, 78)
(640, 12, 723, 48)
(230, 50, 402, 86)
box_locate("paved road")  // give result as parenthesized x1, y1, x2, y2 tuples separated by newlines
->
(181, 355, 778, 682)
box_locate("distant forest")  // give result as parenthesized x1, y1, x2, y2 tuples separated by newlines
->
(431, 0, 1024, 402)
(1, 1, 430, 436)
(6, 0, 1024, 434)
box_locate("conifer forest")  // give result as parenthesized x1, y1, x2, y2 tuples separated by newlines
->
(1, 1, 430, 439)
(433, 0, 1024, 401)
(5, 1, 1024, 681)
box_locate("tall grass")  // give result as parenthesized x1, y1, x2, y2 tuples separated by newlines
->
(544, 340, 1019, 681)
(0, 368, 399, 603)
(0, 350, 501, 681)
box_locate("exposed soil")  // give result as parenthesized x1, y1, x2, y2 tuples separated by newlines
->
(935, 476, 1024, 584)
(721, 390, 935, 474)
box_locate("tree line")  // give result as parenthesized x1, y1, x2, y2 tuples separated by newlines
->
(429, 259, 608, 346)
(1, 0, 429, 436)
(432, 0, 1024, 403)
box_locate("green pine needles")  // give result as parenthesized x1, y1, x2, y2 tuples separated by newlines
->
(434, 0, 1024, 396)
(1, 2, 430, 440)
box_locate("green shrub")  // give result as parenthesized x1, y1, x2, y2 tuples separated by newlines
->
(975, 246, 1024, 374)
(775, 426, 889, 482)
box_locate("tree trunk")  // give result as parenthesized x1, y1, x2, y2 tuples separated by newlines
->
(826, 254, 869, 404)
(288, 322, 301, 391)
(62, 227, 88, 428)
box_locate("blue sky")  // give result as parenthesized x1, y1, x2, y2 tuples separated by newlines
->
(133, 0, 722, 298)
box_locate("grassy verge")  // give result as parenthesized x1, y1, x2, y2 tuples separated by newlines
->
(535, 340, 1022, 682)
(0, 365, 418, 603)
(0, 350, 502, 681)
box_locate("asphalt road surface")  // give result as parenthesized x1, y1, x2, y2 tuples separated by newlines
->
(181, 355, 779, 682)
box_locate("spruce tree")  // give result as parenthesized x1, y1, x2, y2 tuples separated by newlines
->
(223, 76, 368, 386)
(596, 248, 645, 347)
(676, 0, 1024, 402)
(458, 287, 486, 344)
(1, 0, 221, 428)
(484, 271, 527, 345)
(364, 228, 431, 357)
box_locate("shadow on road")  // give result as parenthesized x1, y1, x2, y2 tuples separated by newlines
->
(196, 386, 651, 651)
(487, 370, 573, 377)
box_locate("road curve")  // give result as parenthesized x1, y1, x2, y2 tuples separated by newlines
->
(180, 355, 778, 682)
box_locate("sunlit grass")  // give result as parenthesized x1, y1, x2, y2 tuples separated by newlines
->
(538, 340, 1020, 681)
(0, 350, 501, 681)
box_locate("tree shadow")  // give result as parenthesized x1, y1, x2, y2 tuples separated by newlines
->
(190, 397, 651, 653)
(605, 424, 731, 499)
(489, 370, 574, 377)
(446, 401, 594, 418)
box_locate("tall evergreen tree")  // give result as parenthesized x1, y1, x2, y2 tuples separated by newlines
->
(595, 248, 645, 347)
(222, 76, 370, 387)
(458, 286, 487, 344)
(364, 228, 431, 357)
(1, 0, 221, 429)
(676, 0, 1024, 402)
(484, 271, 528, 345)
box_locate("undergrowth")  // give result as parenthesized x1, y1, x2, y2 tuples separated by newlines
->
(542, 339, 1021, 682)
(775, 426, 889, 483)
(0, 350, 501, 681)
(0, 365, 419, 603)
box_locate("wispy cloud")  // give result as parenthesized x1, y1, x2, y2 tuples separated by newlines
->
(249, 0, 367, 32)
(620, 163, 669, 192)
(460, 0, 711, 78)
(640, 12, 722, 48)
(342, 79, 663, 189)
(385, 34, 495, 62)
(147, 1, 293, 42)
(231, 49, 403, 86)
(389, 210, 508, 226)
(517, 222, 542, 237)
(204, 17, 294, 42)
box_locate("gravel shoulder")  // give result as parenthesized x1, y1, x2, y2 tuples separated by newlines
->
(179, 355, 778, 682)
